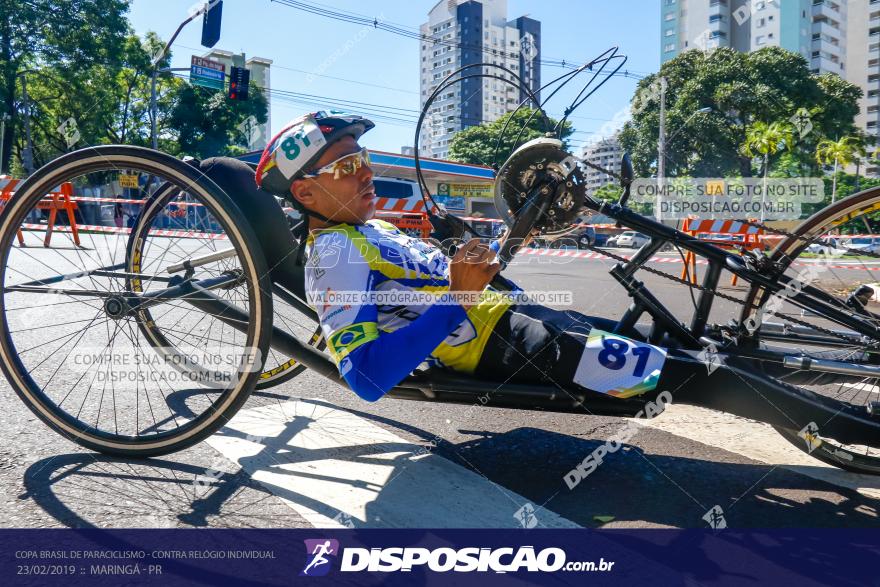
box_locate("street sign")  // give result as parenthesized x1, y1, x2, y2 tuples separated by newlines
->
(437, 182, 493, 199)
(118, 174, 139, 188)
(434, 194, 466, 210)
(190, 55, 226, 90)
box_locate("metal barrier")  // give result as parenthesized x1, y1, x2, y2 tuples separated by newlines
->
(679, 218, 763, 286)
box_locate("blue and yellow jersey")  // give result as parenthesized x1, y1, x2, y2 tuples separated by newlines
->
(304, 219, 512, 378)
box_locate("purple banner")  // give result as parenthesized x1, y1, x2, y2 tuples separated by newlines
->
(2, 528, 878, 586)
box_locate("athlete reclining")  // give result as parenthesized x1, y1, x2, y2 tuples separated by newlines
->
(254, 111, 668, 401)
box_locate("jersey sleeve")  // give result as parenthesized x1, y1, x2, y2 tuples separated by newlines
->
(305, 231, 379, 362)
(306, 230, 468, 402)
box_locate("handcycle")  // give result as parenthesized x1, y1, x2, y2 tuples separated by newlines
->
(5, 52, 880, 476)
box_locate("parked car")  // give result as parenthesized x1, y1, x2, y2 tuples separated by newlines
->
(570, 228, 610, 249)
(575, 226, 596, 249)
(698, 233, 739, 243)
(842, 237, 880, 255)
(614, 231, 649, 248)
(805, 237, 841, 255)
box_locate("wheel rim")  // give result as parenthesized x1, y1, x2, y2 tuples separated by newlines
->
(741, 187, 880, 467)
(0, 148, 269, 452)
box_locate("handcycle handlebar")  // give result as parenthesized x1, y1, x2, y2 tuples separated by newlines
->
(496, 180, 557, 269)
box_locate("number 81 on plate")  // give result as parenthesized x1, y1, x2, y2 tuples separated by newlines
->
(573, 330, 667, 398)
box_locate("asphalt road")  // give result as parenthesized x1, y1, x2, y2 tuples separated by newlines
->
(2, 239, 880, 530)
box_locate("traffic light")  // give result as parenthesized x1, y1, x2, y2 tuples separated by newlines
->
(201, 0, 223, 48)
(228, 66, 250, 101)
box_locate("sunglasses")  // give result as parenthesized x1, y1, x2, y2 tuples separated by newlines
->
(301, 148, 371, 180)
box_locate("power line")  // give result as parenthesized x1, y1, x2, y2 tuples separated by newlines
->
(171, 72, 605, 136)
(270, 0, 646, 78)
(270, 0, 653, 78)
(177, 43, 617, 126)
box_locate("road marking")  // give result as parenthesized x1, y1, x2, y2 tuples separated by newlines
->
(635, 404, 880, 499)
(206, 399, 581, 529)
(842, 382, 880, 395)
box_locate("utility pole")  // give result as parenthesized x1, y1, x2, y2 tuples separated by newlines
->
(19, 73, 35, 176)
(656, 77, 667, 222)
(0, 112, 10, 175)
(150, 1, 222, 150)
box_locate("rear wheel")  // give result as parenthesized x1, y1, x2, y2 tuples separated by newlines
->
(741, 186, 880, 473)
(0, 146, 273, 457)
(125, 183, 324, 390)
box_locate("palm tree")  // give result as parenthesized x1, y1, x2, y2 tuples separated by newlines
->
(741, 121, 794, 220)
(816, 136, 865, 203)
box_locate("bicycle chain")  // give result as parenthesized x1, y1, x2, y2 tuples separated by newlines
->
(579, 239, 869, 347)
(555, 156, 880, 345)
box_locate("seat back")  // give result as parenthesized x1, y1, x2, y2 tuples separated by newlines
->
(197, 157, 307, 300)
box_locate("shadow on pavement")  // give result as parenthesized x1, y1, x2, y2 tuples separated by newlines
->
(18, 398, 880, 532)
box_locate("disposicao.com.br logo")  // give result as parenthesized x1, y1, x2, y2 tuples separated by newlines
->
(300, 539, 339, 577)
(300, 539, 615, 575)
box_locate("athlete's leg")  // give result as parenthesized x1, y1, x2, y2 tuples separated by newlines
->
(474, 304, 697, 396)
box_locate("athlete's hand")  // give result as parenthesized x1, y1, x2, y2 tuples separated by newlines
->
(449, 238, 501, 311)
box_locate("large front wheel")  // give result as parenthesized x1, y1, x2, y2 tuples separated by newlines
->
(0, 146, 273, 457)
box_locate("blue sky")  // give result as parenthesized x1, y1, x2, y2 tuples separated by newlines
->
(128, 0, 660, 153)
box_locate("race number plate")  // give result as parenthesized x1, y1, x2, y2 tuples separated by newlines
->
(573, 330, 667, 398)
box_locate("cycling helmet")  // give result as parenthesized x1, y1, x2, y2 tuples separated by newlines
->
(255, 110, 374, 196)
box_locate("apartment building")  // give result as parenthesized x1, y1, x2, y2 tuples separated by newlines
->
(420, 0, 541, 159)
(661, 0, 880, 173)
(203, 50, 273, 150)
(580, 134, 624, 193)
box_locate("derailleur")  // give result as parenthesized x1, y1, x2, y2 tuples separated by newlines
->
(739, 247, 779, 276)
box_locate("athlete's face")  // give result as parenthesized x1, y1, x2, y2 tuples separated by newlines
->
(289, 136, 376, 225)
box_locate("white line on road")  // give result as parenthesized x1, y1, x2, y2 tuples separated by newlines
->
(635, 404, 880, 500)
(206, 399, 581, 529)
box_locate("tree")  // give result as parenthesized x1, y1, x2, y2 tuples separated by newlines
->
(0, 0, 129, 172)
(742, 121, 794, 180)
(741, 121, 793, 220)
(20, 32, 182, 168)
(816, 136, 865, 203)
(168, 83, 269, 159)
(447, 108, 573, 167)
(619, 47, 863, 179)
(593, 182, 622, 202)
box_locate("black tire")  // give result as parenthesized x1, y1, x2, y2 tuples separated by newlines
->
(0, 145, 273, 457)
(741, 186, 880, 473)
(773, 427, 880, 474)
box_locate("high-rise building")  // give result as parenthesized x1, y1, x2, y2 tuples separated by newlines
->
(661, 1, 820, 70)
(660, 0, 880, 173)
(419, 0, 541, 159)
(580, 134, 624, 193)
(843, 0, 880, 174)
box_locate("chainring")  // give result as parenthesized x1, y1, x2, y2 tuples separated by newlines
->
(493, 138, 587, 232)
